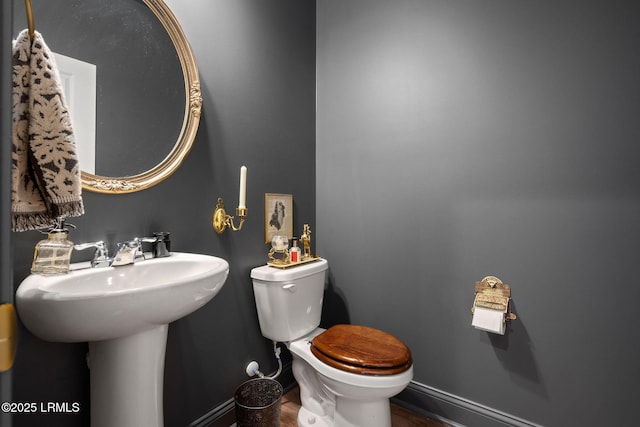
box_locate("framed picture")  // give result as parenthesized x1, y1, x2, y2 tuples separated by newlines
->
(265, 193, 293, 243)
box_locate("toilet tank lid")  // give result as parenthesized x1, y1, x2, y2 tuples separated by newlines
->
(251, 258, 328, 282)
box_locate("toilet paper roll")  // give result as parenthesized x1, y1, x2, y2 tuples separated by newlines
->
(472, 307, 506, 335)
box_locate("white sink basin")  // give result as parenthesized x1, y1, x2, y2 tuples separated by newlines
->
(16, 252, 229, 427)
(16, 252, 229, 342)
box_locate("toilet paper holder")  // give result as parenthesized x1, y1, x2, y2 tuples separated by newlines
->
(471, 276, 517, 323)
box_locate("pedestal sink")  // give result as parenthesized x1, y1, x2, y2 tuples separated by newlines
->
(16, 252, 229, 427)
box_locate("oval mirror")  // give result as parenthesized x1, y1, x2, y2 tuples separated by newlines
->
(14, 0, 201, 194)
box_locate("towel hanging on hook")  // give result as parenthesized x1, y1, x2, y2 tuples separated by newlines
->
(24, 0, 35, 41)
(11, 28, 85, 231)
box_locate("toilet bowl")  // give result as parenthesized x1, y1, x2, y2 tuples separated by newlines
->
(250, 259, 413, 427)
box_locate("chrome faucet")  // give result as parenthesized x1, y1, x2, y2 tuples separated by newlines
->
(74, 241, 110, 268)
(75, 232, 171, 268)
(111, 238, 145, 266)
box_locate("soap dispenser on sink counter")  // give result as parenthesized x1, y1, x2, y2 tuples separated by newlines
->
(31, 218, 75, 276)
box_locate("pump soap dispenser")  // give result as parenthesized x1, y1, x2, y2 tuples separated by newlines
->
(31, 218, 75, 275)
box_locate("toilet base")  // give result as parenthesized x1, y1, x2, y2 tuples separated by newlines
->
(333, 397, 391, 427)
(297, 406, 333, 427)
(295, 397, 392, 427)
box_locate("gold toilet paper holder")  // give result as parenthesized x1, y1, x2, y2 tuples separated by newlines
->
(470, 276, 517, 323)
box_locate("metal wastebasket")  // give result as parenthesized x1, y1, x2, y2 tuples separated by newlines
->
(234, 378, 283, 426)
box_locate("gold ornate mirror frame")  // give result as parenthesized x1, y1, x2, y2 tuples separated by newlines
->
(81, 0, 202, 194)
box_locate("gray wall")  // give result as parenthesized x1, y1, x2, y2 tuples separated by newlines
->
(6, 1, 315, 426)
(316, 0, 640, 426)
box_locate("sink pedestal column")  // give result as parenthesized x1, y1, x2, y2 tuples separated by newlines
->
(89, 325, 168, 427)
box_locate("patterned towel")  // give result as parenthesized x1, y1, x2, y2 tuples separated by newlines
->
(11, 29, 84, 232)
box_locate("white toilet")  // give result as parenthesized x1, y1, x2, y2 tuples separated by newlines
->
(250, 258, 413, 427)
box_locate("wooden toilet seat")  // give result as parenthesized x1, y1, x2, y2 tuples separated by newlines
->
(310, 324, 413, 376)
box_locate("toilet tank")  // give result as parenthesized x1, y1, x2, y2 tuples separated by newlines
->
(250, 258, 328, 342)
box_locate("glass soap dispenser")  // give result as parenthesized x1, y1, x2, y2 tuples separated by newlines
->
(31, 218, 75, 275)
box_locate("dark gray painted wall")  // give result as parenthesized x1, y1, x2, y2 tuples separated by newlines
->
(6, 1, 315, 426)
(316, 0, 640, 426)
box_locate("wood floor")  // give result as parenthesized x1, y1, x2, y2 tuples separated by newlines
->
(280, 387, 450, 427)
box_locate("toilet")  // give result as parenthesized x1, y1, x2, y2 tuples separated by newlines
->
(250, 258, 413, 427)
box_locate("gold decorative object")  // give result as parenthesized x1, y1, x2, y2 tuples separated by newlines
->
(81, 0, 201, 194)
(190, 82, 203, 117)
(268, 240, 290, 265)
(213, 198, 247, 234)
(267, 235, 291, 265)
(24, 0, 35, 41)
(85, 178, 143, 193)
(213, 166, 248, 234)
(470, 275, 517, 321)
(301, 224, 312, 259)
(267, 256, 320, 269)
(267, 224, 320, 269)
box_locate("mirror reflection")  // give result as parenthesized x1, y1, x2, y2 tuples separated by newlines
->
(13, 0, 201, 193)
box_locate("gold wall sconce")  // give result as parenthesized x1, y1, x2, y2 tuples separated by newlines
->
(213, 166, 248, 234)
(471, 275, 517, 335)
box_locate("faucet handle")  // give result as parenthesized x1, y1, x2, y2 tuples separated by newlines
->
(74, 241, 110, 268)
(140, 232, 171, 258)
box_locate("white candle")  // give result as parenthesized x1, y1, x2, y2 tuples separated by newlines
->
(238, 166, 247, 209)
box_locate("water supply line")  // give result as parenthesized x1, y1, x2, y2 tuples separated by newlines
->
(245, 341, 283, 380)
